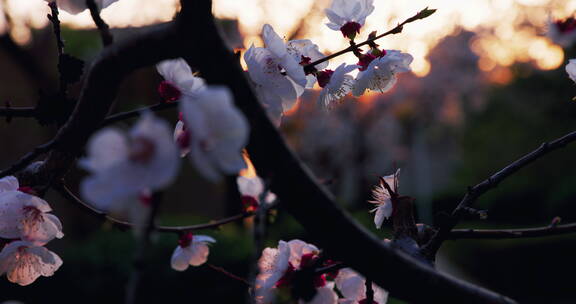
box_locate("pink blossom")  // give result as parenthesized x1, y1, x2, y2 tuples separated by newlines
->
(0, 241, 62, 286)
(171, 233, 216, 271)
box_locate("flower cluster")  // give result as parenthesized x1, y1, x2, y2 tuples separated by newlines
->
(255, 240, 389, 304)
(0, 176, 63, 286)
(244, 0, 413, 122)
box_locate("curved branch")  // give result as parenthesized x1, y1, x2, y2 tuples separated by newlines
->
(423, 130, 576, 257)
(54, 182, 254, 233)
(178, 2, 515, 303)
(449, 223, 576, 240)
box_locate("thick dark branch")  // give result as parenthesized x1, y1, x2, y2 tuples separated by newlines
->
(86, 0, 114, 46)
(449, 223, 576, 240)
(178, 2, 514, 303)
(32, 22, 180, 185)
(54, 182, 254, 233)
(0, 141, 54, 179)
(423, 130, 576, 257)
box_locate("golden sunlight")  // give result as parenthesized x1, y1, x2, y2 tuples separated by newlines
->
(2, 0, 575, 75)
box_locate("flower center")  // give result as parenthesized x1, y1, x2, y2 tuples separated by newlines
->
(300, 55, 312, 66)
(275, 262, 296, 288)
(138, 190, 152, 206)
(317, 70, 334, 88)
(158, 81, 182, 103)
(340, 21, 362, 39)
(178, 232, 194, 248)
(129, 137, 156, 164)
(22, 206, 43, 222)
(358, 54, 378, 71)
(17, 186, 36, 195)
(241, 195, 259, 212)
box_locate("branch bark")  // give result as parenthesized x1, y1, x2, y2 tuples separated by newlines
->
(449, 223, 576, 240)
(423, 130, 576, 258)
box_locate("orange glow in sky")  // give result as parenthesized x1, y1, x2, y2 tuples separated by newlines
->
(1, 0, 574, 75)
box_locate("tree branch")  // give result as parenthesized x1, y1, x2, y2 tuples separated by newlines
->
(53, 182, 254, 233)
(423, 130, 576, 257)
(304, 7, 435, 73)
(178, 2, 515, 303)
(86, 0, 114, 46)
(449, 222, 576, 240)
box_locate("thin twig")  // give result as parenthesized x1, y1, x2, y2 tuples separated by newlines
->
(207, 263, 251, 286)
(102, 102, 178, 127)
(0, 106, 36, 119)
(365, 278, 374, 303)
(54, 182, 255, 233)
(86, 0, 114, 46)
(423, 130, 576, 258)
(303, 7, 433, 73)
(125, 191, 163, 304)
(449, 222, 576, 240)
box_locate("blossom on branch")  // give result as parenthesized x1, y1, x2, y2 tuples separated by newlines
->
(244, 24, 311, 123)
(179, 86, 249, 182)
(325, 0, 375, 40)
(548, 17, 576, 48)
(285, 39, 329, 87)
(335, 268, 388, 304)
(0, 241, 62, 286)
(80, 112, 179, 229)
(255, 240, 337, 304)
(45, 0, 119, 15)
(156, 58, 206, 102)
(352, 50, 413, 97)
(0, 187, 63, 246)
(318, 63, 358, 107)
(237, 175, 276, 212)
(369, 169, 400, 229)
(171, 233, 216, 271)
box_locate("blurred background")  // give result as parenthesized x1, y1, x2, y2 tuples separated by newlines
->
(1, 0, 576, 303)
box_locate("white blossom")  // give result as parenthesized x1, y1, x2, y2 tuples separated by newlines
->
(46, 0, 119, 15)
(0, 241, 62, 286)
(318, 64, 358, 107)
(80, 112, 179, 226)
(325, 0, 375, 38)
(171, 233, 216, 271)
(566, 59, 576, 83)
(179, 86, 248, 182)
(244, 24, 309, 123)
(156, 58, 206, 101)
(0, 190, 63, 246)
(255, 240, 337, 304)
(369, 169, 400, 229)
(353, 50, 413, 97)
(335, 268, 388, 304)
(237, 175, 276, 211)
(286, 39, 328, 88)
